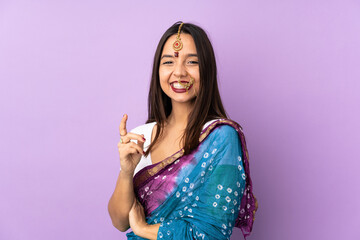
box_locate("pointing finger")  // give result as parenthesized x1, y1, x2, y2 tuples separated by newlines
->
(119, 114, 128, 136)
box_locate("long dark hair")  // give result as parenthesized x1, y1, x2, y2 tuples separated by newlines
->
(145, 21, 227, 156)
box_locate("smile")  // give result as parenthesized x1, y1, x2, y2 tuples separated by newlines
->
(171, 81, 193, 93)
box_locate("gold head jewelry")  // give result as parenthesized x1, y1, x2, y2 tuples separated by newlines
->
(173, 23, 184, 57)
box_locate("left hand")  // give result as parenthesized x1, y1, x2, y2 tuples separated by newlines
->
(129, 198, 147, 235)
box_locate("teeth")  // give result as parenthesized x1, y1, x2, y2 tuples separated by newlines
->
(172, 82, 188, 89)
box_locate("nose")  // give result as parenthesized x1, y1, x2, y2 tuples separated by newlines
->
(173, 60, 187, 78)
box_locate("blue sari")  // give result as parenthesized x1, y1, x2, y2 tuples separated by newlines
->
(127, 119, 257, 239)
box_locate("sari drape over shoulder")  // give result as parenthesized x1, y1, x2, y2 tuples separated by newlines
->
(127, 119, 258, 240)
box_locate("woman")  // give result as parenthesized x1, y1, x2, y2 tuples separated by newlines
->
(108, 22, 258, 240)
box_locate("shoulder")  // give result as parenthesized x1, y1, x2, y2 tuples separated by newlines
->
(208, 119, 242, 143)
(214, 125, 239, 141)
(129, 122, 156, 135)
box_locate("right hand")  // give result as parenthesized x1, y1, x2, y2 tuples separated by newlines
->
(117, 114, 145, 175)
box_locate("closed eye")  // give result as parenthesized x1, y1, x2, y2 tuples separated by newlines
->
(162, 61, 173, 65)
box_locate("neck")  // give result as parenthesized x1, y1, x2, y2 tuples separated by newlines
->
(167, 101, 195, 128)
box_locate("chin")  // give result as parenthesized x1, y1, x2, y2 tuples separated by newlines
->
(171, 95, 196, 103)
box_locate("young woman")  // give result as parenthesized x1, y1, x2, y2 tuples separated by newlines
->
(108, 22, 258, 240)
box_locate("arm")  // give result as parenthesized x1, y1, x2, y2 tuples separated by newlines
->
(108, 170, 135, 232)
(138, 224, 161, 240)
(127, 197, 160, 239)
(108, 114, 145, 232)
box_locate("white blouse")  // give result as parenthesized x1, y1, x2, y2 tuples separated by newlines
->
(129, 119, 220, 176)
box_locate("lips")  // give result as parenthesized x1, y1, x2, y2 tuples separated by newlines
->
(170, 81, 193, 93)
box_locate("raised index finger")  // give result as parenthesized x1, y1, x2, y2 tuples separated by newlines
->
(119, 114, 128, 136)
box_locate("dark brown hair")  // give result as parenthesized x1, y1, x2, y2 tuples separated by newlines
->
(145, 21, 227, 156)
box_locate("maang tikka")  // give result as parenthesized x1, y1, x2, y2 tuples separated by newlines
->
(173, 22, 184, 58)
(173, 22, 195, 94)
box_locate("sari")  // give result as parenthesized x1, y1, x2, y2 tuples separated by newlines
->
(126, 119, 258, 240)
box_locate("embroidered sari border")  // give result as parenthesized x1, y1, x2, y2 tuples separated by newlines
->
(199, 119, 243, 142)
(133, 149, 185, 188)
(133, 119, 245, 188)
(133, 119, 244, 188)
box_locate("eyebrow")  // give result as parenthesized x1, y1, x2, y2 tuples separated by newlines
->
(161, 53, 198, 59)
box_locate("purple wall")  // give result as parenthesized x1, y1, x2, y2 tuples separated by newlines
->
(1, 1, 359, 239)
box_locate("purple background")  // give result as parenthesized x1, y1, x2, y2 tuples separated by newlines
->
(1, 1, 359, 239)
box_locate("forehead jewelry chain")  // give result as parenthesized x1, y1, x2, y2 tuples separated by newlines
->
(173, 23, 194, 94)
(173, 23, 184, 57)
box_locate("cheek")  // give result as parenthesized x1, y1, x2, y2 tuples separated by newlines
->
(195, 81, 200, 90)
(190, 68, 200, 82)
(158, 71, 169, 91)
(159, 67, 171, 81)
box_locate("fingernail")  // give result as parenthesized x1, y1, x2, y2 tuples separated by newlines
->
(142, 137, 146, 141)
(143, 150, 145, 154)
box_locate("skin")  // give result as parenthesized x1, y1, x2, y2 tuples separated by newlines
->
(159, 33, 200, 109)
(108, 33, 200, 239)
(107, 114, 146, 233)
(151, 33, 200, 163)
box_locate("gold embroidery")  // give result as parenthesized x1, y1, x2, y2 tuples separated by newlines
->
(134, 119, 245, 188)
